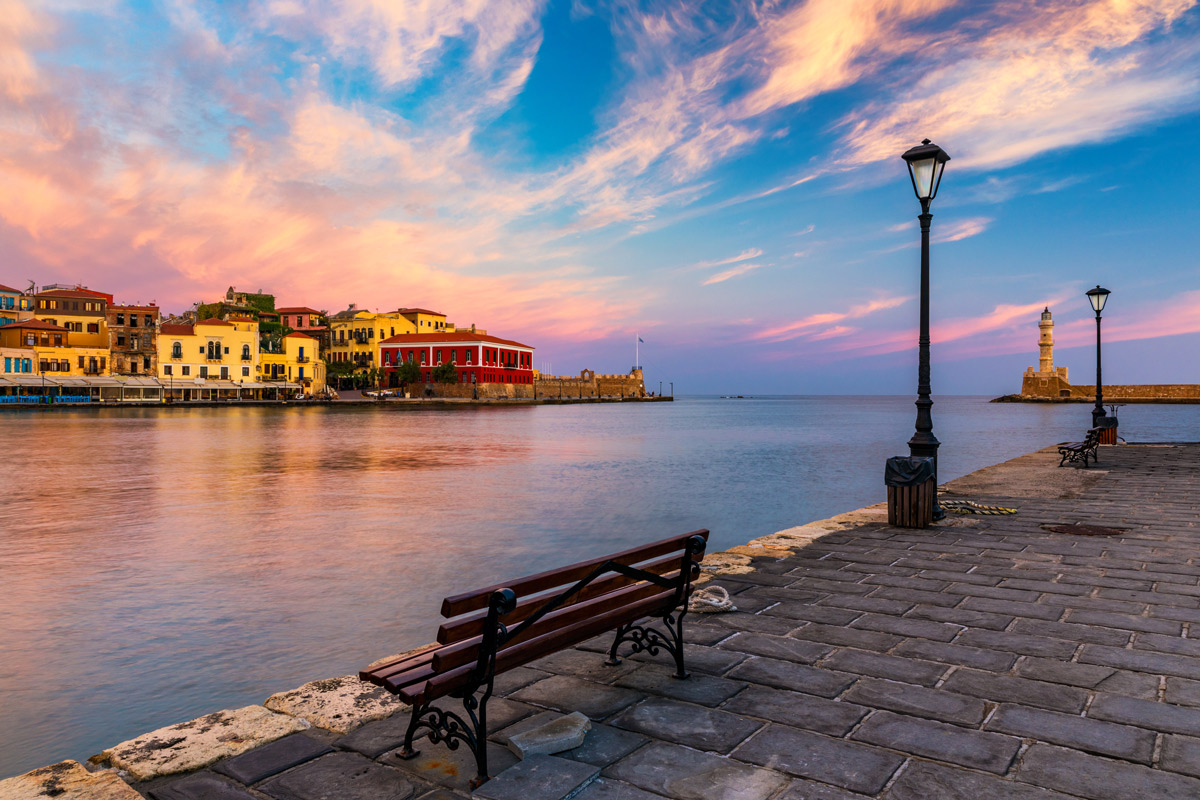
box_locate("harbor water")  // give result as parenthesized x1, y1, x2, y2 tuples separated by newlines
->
(2, 396, 1198, 778)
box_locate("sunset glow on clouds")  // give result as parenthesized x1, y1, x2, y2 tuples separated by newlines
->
(2, 0, 1198, 392)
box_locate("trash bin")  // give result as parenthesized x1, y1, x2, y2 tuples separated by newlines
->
(1096, 415, 1118, 445)
(885, 456, 936, 529)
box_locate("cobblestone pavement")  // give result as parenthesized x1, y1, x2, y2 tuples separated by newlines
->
(137, 444, 1200, 800)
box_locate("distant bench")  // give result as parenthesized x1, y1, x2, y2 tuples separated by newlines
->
(360, 530, 709, 788)
(1058, 427, 1103, 467)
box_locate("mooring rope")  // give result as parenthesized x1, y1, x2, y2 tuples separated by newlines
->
(940, 499, 1017, 515)
(688, 585, 738, 613)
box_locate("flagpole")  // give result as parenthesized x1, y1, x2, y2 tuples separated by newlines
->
(636, 333, 639, 371)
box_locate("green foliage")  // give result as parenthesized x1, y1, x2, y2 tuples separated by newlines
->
(432, 361, 459, 384)
(396, 358, 422, 386)
(196, 302, 221, 321)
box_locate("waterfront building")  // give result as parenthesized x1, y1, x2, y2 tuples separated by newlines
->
(328, 306, 457, 377)
(329, 310, 412, 375)
(276, 306, 329, 354)
(0, 319, 110, 376)
(33, 288, 109, 349)
(379, 331, 534, 387)
(108, 304, 160, 376)
(0, 283, 34, 327)
(1, 346, 35, 375)
(260, 332, 326, 394)
(157, 317, 261, 398)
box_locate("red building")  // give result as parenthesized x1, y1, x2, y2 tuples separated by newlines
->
(379, 332, 534, 387)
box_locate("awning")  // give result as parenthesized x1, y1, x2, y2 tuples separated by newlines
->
(193, 380, 240, 390)
(7, 375, 59, 386)
(239, 381, 267, 389)
(263, 381, 301, 389)
(119, 377, 164, 387)
(54, 377, 91, 387)
(86, 377, 125, 387)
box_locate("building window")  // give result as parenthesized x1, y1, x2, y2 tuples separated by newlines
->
(200, 366, 208, 378)
(224, 346, 229, 355)
(164, 365, 172, 375)
(436, 349, 442, 364)
(221, 367, 228, 379)
(3, 357, 9, 373)
(116, 313, 125, 325)
(129, 316, 138, 328)
(182, 366, 190, 375)
(117, 334, 126, 347)
(145, 315, 153, 326)
(78, 356, 84, 369)
(87, 323, 99, 333)
(143, 356, 150, 370)
(242, 344, 250, 359)
(172, 342, 182, 358)
(242, 366, 249, 377)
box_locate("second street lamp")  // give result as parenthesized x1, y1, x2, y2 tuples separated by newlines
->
(901, 138, 951, 520)
(1087, 285, 1111, 431)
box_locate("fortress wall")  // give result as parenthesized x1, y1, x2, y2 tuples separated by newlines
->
(410, 382, 534, 399)
(1022, 374, 1200, 401)
(535, 369, 646, 398)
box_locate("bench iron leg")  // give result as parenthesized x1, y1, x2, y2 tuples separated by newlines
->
(605, 607, 690, 680)
(394, 692, 490, 789)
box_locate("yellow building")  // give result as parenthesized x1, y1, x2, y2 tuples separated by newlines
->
(33, 288, 110, 349)
(0, 319, 110, 376)
(329, 310, 412, 373)
(158, 317, 260, 395)
(328, 307, 453, 377)
(260, 332, 325, 394)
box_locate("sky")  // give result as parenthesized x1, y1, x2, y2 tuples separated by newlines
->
(2, 0, 1198, 394)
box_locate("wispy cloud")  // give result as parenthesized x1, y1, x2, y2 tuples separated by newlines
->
(684, 248, 763, 272)
(702, 262, 764, 285)
(751, 294, 911, 343)
(837, 0, 1200, 170)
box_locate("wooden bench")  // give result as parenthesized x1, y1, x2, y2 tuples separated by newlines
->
(360, 530, 709, 788)
(1058, 427, 1103, 467)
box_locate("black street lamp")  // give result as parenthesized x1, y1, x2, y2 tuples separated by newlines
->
(1087, 285, 1111, 429)
(901, 138, 950, 519)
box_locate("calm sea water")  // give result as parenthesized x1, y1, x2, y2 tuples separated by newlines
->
(2, 396, 1198, 778)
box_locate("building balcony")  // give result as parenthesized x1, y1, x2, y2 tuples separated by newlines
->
(296, 356, 309, 363)
(207, 356, 223, 362)
(241, 354, 252, 361)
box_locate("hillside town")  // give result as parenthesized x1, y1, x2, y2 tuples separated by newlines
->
(0, 283, 545, 403)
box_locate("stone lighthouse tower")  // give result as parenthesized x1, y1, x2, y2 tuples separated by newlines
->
(1039, 307, 1055, 373)
(1022, 306, 1070, 397)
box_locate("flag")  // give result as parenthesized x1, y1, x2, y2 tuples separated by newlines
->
(638, 337, 644, 343)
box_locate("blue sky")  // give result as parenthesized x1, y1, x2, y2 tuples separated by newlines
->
(1, 0, 1198, 393)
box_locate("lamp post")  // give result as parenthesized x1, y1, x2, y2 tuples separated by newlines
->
(1086, 285, 1111, 429)
(901, 138, 950, 519)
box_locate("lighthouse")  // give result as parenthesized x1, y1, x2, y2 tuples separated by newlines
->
(1039, 307, 1054, 373)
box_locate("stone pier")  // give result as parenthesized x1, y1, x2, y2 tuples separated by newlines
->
(7, 442, 1200, 799)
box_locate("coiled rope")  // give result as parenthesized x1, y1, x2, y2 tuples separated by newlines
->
(688, 586, 737, 613)
(940, 499, 1017, 516)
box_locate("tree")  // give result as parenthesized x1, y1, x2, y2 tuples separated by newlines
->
(432, 361, 459, 384)
(396, 358, 422, 387)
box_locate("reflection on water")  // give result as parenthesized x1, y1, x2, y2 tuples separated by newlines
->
(2, 397, 1198, 777)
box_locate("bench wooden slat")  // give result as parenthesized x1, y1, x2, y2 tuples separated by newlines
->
(436, 552, 684, 645)
(359, 644, 439, 681)
(401, 589, 676, 702)
(439, 530, 707, 618)
(431, 576, 679, 673)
